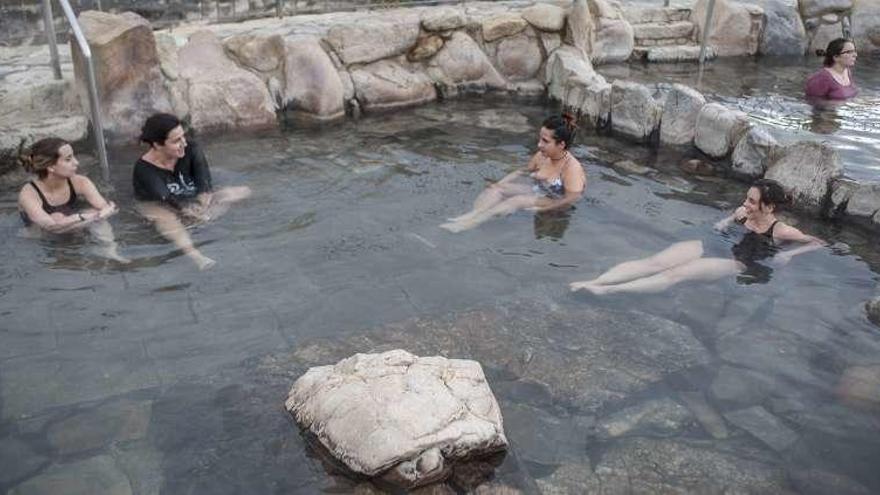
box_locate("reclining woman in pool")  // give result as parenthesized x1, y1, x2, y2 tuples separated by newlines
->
(570, 179, 824, 295)
(17, 137, 128, 262)
(805, 38, 858, 101)
(134, 113, 251, 270)
(440, 113, 587, 233)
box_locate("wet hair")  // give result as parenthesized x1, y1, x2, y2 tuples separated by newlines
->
(140, 113, 182, 146)
(816, 38, 853, 67)
(751, 178, 789, 209)
(18, 137, 69, 179)
(542, 112, 578, 149)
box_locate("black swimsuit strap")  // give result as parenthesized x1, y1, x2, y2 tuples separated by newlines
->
(765, 220, 779, 238)
(28, 181, 50, 208)
(65, 178, 77, 205)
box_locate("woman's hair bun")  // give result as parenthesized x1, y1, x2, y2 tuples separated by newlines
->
(561, 111, 579, 131)
(816, 49, 826, 57)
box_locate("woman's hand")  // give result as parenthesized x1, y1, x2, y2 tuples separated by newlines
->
(97, 201, 119, 220)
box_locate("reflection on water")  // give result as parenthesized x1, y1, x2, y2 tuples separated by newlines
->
(1, 99, 880, 493)
(600, 56, 880, 179)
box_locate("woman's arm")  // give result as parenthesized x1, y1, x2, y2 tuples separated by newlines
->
(72, 175, 118, 219)
(771, 223, 825, 265)
(713, 206, 747, 231)
(18, 187, 97, 233)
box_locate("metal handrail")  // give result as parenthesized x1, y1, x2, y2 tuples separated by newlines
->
(41, 0, 110, 182)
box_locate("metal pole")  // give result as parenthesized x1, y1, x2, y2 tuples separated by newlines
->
(42, 0, 63, 80)
(59, 0, 110, 182)
(698, 0, 716, 66)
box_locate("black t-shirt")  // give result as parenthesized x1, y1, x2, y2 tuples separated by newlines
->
(133, 141, 213, 209)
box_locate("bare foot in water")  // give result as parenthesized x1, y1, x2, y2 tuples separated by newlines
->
(439, 221, 467, 233)
(190, 252, 216, 271)
(569, 281, 612, 295)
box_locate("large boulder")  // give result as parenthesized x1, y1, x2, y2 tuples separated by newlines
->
(493, 31, 543, 82)
(545, 46, 611, 126)
(764, 140, 842, 213)
(351, 59, 437, 112)
(591, 18, 635, 63)
(567, 77, 612, 129)
(482, 13, 528, 42)
(281, 36, 345, 120)
(694, 103, 750, 158)
(427, 32, 507, 95)
(326, 15, 421, 65)
(421, 7, 467, 31)
(178, 31, 276, 133)
(71, 10, 171, 140)
(285, 350, 508, 489)
(567, 0, 593, 56)
(827, 177, 859, 217)
(850, 0, 880, 54)
(657, 83, 706, 146)
(224, 33, 285, 75)
(799, 0, 854, 18)
(521, 3, 566, 32)
(693, 0, 764, 56)
(844, 183, 880, 220)
(611, 80, 662, 142)
(544, 46, 601, 103)
(731, 125, 778, 178)
(760, 0, 809, 55)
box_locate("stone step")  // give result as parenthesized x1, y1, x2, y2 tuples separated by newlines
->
(635, 37, 697, 48)
(632, 45, 717, 63)
(623, 7, 691, 25)
(633, 21, 695, 41)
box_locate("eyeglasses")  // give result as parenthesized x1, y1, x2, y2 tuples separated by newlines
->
(841, 49, 857, 55)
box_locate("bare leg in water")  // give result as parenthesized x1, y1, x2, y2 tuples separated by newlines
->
(87, 219, 130, 264)
(570, 240, 742, 294)
(138, 203, 216, 270)
(441, 182, 535, 232)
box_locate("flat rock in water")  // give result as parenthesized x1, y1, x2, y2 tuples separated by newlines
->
(595, 397, 694, 439)
(723, 406, 799, 452)
(0, 436, 49, 487)
(46, 399, 152, 456)
(594, 437, 789, 493)
(8, 455, 132, 495)
(285, 350, 508, 489)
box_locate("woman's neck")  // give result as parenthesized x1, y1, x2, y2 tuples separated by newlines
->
(828, 63, 847, 75)
(37, 174, 68, 191)
(144, 149, 177, 169)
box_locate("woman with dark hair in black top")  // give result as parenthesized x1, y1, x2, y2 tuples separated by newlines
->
(17, 137, 128, 262)
(440, 113, 587, 233)
(571, 179, 824, 294)
(134, 113, 251, 270)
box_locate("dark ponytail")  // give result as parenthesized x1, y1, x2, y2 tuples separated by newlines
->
(542, 112, 578, 149)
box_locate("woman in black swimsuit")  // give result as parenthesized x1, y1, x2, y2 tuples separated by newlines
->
(440, 113, 587, 233)
(570, 179, 824, 294)
(134, 113, 251, 270)
(17, 137, 127, 262)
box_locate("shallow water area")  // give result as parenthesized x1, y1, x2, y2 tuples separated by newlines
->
(600, 55, 880, 180)
(1, 99, 880, 494)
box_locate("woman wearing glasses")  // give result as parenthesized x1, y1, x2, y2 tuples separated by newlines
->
(805, 38, 858, 100)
